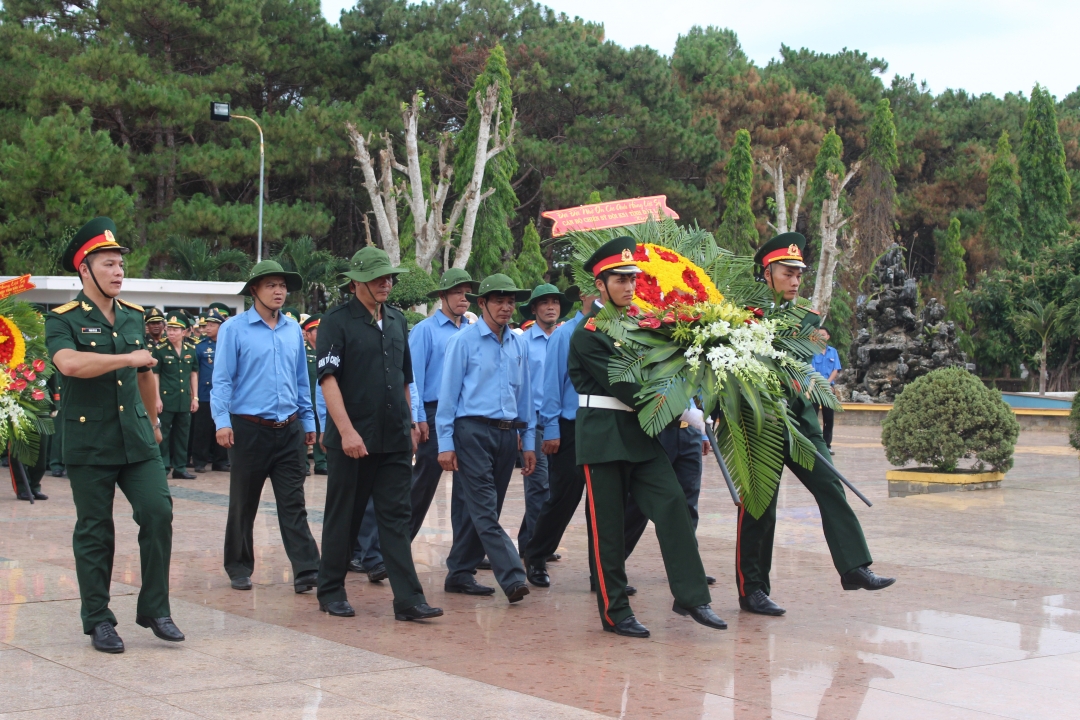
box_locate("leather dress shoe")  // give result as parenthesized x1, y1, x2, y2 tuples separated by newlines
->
(395, 602, 444, 621)
(320, 600, 355, 617)
(673, 602, 728, 630)
(590, 578, 636, 596)
(136, 615, 185, 641)
(211, 463, 230, 472)
(51, 469, 66, 477)
(348, 559, 366, 573)
(193, 465, 207, 473)
(16, 492, 30, 501)
(315, 468, 328, 475)
(294, 571, 318, 594)
(841, 565, 895, 591)
(526, 563, 550, 587)
(476, 557, 491, 570)
(739, 589, 786, 616)
(172, 469, 196, 480)
(367, 564, 388, 582)
(604, 615, 650, 638)
(506, 582, 530, 603)
(231, 576, 252, 590)
(706, 575, 716, 585)
(546, 553, 561, 562)
(444, 578, 496, 595)
(91, 621, 124, 653)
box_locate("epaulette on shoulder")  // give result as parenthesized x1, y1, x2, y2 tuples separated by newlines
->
(584, 317, 597, 332)
(117, 298, 144, 312)
(805, 308, 820, 315)
(51, 300, 79, 315)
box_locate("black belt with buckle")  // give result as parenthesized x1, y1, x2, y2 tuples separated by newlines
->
(237, 412, 298, 429)
(461, 416, 527, 430)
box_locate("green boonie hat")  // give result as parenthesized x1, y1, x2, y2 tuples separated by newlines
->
(144, 307, 166, 323)
(62, 217, 131, 273)
(166, 313, 189, 329)
(301, 313, 322, 331)
(753, 232, 807, 271)
(519, 283, 573, 321)
(584, 236, 641, 277)
(427, 268, 479, 299)
(240, 260, 303, 296)
(467, 273, 531, 302)
(340, 247, 408, 284)
(281, 307, 301, 322)
(208, 302, 232, 317)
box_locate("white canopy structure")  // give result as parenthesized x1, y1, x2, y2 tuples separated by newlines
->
(0, 276, 246, 316)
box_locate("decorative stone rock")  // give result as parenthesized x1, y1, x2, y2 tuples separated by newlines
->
(835, 245, 966, 403)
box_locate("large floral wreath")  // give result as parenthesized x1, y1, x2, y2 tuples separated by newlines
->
(568, 218, 839, 517)
(0, 298, 54, 465)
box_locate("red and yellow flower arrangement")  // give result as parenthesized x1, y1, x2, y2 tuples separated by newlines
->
(629, 243, 724, 313)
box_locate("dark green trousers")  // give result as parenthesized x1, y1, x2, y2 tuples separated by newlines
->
(68, 458, 173, 633)
(158, 409, 191, 471)
(312, 439, 326, 472)
(49, 408, 65, 473)
(582, 455, 711, 628)
(735, 426, 872, 598)
(317, 448, 425, 612)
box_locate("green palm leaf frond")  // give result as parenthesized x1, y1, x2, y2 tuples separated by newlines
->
(715, 384, 785, 518)
(636, 373, 693, 437)
(780, 400, 817, 472)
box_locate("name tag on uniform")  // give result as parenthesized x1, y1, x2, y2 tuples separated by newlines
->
(81, 327, 102, 334)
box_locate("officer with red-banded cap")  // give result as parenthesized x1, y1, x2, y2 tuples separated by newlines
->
(735, 232, 894, 618)
(567, 236, 725, 638)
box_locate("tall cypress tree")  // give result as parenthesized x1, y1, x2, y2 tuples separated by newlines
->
(717, 129, 758, 254)
(810, 129, 846, 203)
(938, 217, 971, 326)
(515, 220, 547, 289)
(853, 98, 898, 272)
(984, 131, 1024, 257)
(454, 44, 518, 279)
(1018, 84, 1071, 257)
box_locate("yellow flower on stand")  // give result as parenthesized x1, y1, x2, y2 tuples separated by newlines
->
(0, 315, 26, 369)
(631, 243, 724, 314)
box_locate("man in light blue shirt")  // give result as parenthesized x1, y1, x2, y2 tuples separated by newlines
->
(211, 261, 320, 594)
(436, 274, 535, 602)
(407, 268, 476, 538)
(810, 328, 842, 452)
(515, 284, 572, 556)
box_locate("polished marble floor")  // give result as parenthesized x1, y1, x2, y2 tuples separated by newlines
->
(2, 424, 1080, 718)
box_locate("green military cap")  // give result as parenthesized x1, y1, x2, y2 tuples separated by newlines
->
(340, 247, 408, 284)
(240, 260, 303, 296)
(467, 273, 531, 302)
(584, 236, 641, 276)
(197, 315, 207, 326)
(165, 313, 189, 329)
(519, 283, 573, 320)
(62, 217, 130, 273)
(281, 307, 301, 322)
(144, 306, 166, 323)
(208, 302, 232, 317)
(301, 313, 322, 331)
(205, 309, 227, 324)
(427, 268, 479, 298)
(753, 232, 807, 271)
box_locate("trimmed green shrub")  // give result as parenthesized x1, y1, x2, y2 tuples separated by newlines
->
(1069, 397, 1080, 451)
(882, 367, 1019, 472)
(402, 310, 426, 329)
(387, 260, 437, 310)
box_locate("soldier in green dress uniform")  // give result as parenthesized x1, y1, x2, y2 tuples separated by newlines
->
(301, 314, 326, 475)
(567, 237, 726, 638)
(208, 302, 233, 319)
(144, 306, 165, 347)
(45, 216, 183, 653)
(152, 313, 197, 480)
(735, 232, 895, 617)
(48, 370, 65, 477)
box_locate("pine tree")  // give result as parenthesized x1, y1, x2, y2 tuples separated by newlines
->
(985, 131, 1024, 257)
(853, 98, 898, 273)
(938, 217, 971, 326)
(810, 129, 846, 204)
(515, 220, 547, 289)
(717, 129, 758, 255)
(455, 44, 518, 279)
(1018, 84, 1071, 257)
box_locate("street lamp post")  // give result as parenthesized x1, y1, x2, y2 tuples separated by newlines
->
(210, 101, 265, 262)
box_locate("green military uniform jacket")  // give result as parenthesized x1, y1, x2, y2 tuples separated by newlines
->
(568, 305, 664, 465)
(305, 341, 319, 431)
(152, 339, 196, 412)
(44, 291, 159, 465)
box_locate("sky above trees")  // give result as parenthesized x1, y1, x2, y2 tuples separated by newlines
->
(321, 0, 1080, 98)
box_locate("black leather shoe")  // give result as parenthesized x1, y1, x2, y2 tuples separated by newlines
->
(546, 553, 561, 562)
(367, 564, 388, 583)
(231, 576, 252, 591)
(526, 563, 550, 587)
(395, 602, 444, 621)
(136, 615, 185, 641)
(604, 615, 650, 638)
(841, 565, 896, 591)
(16, 492, 30, 501)
(211, 463, 230, 472)
(506, 582, 530, 603)
(294, 571, 318, 594)
(319, 600, 355, 617)
(673, 602, 727, 630)
(590, 578, 636, 596)
(91, 622, 124, 653)
(314, 468, 328, 475)
(706, 575, 716, 585)
(51, 469, 66, 477)
(194, 465, 207, 473)
(739, 589, 786, 616)
(348, 559, 366, 573)
(444, 578, 496, 595)
(476, 557, 491, 570)
(172, 470, 196, 480)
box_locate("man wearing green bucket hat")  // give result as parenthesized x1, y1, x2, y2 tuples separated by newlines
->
(514, 283, 572, 557)
(314, 247, 441, 621)
(212, 259, 322, 594)
(436, 273, 535, 603)
(406, 267, 477, 539)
